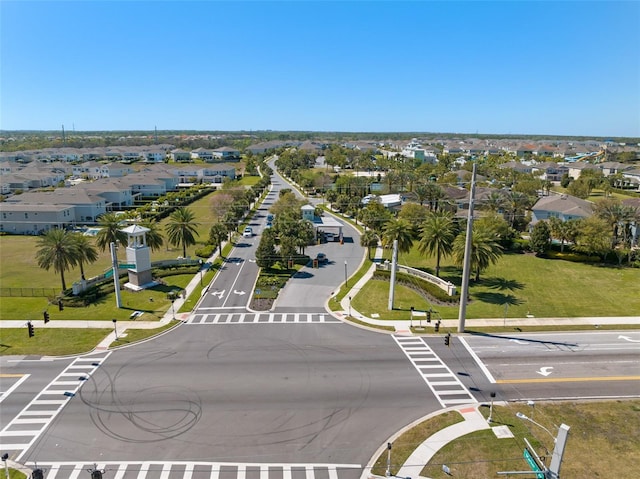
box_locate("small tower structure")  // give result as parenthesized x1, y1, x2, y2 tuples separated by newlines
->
(121, 224, 154, 290)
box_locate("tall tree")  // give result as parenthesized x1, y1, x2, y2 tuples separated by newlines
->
(381, 218, 414, 255)
(70, 233, 99, 280)
(452, 222, 503, 281)
(573, 216, 612, 258)
(95, 212, 128, 252)
(360, 230, 380, 260)
(209, 222, 228, 257)
(36, 229, 79, 291)
(418, 211, 456, 277)
(139, 219, 165, 251)
(166, 207, 200, 258)
(529, 221, 551, 255)
(548, 217, 579, 252)
(255, 229, 277, 268)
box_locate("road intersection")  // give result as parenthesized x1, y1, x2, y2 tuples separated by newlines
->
(1, 164, 639, 478)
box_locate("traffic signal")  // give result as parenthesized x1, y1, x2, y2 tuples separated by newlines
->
(91, 471, 103, 479)
(58, 299, 64, 311)
(27, 321, 34, 338)
(44, 311, 50, 323)
(434, 321, 440, 332)
(426, 310, 432, 323)
(444, 333, 451, 346)
(32, 469, 44, 479)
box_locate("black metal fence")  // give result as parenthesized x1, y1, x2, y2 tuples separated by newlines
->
(0, 288, 59, 297)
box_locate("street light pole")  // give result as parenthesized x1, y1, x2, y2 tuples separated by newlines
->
(344, 261, 348, 287)
(348, 296, 351, 317)
(112, 318, 118, 340)
(385, 442, 392, 477)
(516, 411, 571, 479)
(2, 453, 9, 479)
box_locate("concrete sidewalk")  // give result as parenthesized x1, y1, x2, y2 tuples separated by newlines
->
(396, 405, 491, 479)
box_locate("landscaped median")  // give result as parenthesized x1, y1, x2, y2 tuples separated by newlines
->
(368, 400, 640, 479)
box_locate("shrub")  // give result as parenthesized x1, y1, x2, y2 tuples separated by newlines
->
(195, 245, 215, 258)
(372, 269, 459, 304)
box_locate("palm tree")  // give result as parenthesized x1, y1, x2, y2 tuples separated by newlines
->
(209, 222, 227, 257)
(381, 218, 414, 255)
(418, 211, 456, 277)
(483, 191, 506, 213)
(548, 217, 578, 252)
(36, 229, 79, 291)
(70, 233, 99, 280)
(452, 222, 503, 281)
(360, 230, 379, 260)
(503, 191, 531, 229)
(139, 219, 164, 251)
(95, 212, 128, 252)
(166, 207, 200, 258)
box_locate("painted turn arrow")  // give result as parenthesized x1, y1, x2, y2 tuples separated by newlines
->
(233, 290, 246, 295)
(618, 335, 640, 343)
(536, 367, 554, 377)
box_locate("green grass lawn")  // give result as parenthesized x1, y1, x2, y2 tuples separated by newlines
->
(0, 274, 193, 321)
(0, 328, 111, 356)
(418, 401, 640, 479)
(367, 249, 640, 319)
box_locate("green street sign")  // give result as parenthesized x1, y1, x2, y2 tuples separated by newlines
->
(523, 448, 545, 479)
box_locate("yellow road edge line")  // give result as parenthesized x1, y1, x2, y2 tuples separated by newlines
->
(0, 374, 25, 378)
(497, 376, 640, 384)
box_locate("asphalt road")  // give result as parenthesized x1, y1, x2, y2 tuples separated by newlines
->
(23, 324, 436, 466)
(460, 331, 640, 401)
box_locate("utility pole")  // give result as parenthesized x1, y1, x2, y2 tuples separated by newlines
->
(110, 242, 122, 308)
(388, 239, 398, 310)
(457, 162, 477, 333)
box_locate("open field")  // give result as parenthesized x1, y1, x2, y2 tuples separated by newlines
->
(413, 401, 640, 479)
(368, 249, 640, 319)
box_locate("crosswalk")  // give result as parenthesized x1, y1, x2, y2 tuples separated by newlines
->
(28, 461, 362, 479)
(187, 312, 340, 325)
(393, 336, 477, 408)
(0, 351, 112, 461)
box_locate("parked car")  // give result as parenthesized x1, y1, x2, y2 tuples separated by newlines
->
(243, 227, 253, 238)
(316, 252, 327, 263)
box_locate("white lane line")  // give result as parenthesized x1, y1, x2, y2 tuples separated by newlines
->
(459, 336, 497, 384)
(0, 374, 30, 404)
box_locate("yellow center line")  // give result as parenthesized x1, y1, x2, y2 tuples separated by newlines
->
(497, 376, 640, 384)
(0, 373, 25, 378)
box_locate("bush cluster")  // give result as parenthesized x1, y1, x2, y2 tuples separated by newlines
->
(372, 269, 459, 304)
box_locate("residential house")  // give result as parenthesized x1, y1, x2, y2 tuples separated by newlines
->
(170, 149, 191, 162)
(190, 148, 215, 161)
(73, 161, 103, 180)
(530, 194, 593, 223)
(100, 163, 134, 178)
(0, 203, 76, 235)
(566, 162, 599, 180)
(4, 189, 107, 224)
(620, 168, 640, 191)
(499, 161, 533, 175)
(143, 149, 167, 163)
(76, 180, 135, 210)
(532, 162, 568, 182)
(211, 146, 240, 160)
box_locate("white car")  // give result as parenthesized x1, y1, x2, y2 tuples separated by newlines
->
(243, 227, 253, 238)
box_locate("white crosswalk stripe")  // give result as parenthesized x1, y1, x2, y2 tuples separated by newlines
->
(30, 462, 361, 479)
(0, 351, 112, 460)
(393, 336, 477, 408)
(186, 312, 339, 324)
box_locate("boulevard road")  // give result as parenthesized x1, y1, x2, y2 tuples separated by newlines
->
(461, 331, 640, 401)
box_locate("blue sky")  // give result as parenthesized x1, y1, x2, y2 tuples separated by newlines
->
(1, 1, 639, 137)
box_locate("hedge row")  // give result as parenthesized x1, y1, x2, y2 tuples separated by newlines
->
(372, 269, 459, 304)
